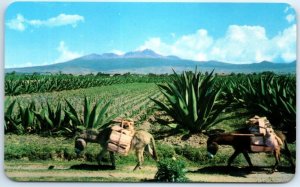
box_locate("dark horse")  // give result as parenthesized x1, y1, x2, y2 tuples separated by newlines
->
(206, 128, 295, 173)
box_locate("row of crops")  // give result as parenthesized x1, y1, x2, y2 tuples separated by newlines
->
(4, 72, 296, 142)
(5, 83, 161, 137)
(5, 73, 172, 96)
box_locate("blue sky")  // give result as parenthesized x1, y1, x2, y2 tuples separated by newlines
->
(5, 2, 296, 68)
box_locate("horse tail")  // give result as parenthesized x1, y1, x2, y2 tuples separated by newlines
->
(150, 136, 158, 161)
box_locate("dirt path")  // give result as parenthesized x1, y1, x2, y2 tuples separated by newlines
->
(5, 162, 294, 183)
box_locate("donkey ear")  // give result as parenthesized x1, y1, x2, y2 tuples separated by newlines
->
(112, 117, 123, 123)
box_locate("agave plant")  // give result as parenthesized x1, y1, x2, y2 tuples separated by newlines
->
(233, 75, 296, 142)
(152, 69, 228, 134)
(16, 101, 36, 134)
(34, 101, 65, 135)
(5, 80, 23, 96)
(64, 97, 116, 134)
(4, 99, 20, 133)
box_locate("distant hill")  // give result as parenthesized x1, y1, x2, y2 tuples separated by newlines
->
(5, 49, 296, 74)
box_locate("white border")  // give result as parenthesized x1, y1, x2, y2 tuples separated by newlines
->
(0, 0, 299, 187)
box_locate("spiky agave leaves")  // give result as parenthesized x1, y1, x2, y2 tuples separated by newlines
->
(33, 101, 65, 135)
(4, 99, 19, 133)
(17, 101, 36, 134)
(64, 97, 116, 134)
(236, 75, 296, 142)
(152, 69, 227, 133)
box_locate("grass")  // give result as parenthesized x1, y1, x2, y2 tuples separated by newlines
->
(5, 134, 295, 167)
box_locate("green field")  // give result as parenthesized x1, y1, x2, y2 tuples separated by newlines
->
(4, 73, 296, 182)
(8, 83, 161, 121)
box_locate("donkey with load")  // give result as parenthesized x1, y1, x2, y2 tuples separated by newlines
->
(207, 116, 295, 173)
(75, 119, 158, 171)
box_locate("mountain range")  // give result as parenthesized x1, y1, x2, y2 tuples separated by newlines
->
(6, 49, 296, 74)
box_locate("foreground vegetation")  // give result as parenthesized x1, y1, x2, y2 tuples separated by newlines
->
(5, 134, 295, 182)
(5, 134, 295, 166)
(4, 70, 296, 182)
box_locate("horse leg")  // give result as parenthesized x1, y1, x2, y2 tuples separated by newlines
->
(227, 150, 240, 167)
(109, 151, 116, 169)
(242, 151, 253, 168)
(270, 149, 280, 174)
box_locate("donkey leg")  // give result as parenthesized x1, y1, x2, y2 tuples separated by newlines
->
(227, 150, 240, 167)
(133, 149, 144, 171)
(97, 149, 107, 166)
(109, 151, 116, 169)
(242, 152, 253, 168)
(133, 150, 141, 171)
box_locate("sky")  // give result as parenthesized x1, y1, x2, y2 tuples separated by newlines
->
(5, 2, 297, 68)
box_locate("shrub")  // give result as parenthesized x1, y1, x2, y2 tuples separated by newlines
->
(175, 145, 208, 163)
(156, 143, 176, 159)
(154, 157, 188, 182)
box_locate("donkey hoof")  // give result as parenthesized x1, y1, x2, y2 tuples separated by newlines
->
(267, 170, 275, 174)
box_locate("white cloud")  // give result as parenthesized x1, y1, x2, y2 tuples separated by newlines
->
(286, 14, 295, 23)
(6, 13, 84, 31)
(138, 25, 296, 63)
(284, 6, 291, 13)
(6, 14, 26, 31)
(138, 29, 213, 61)
(284, 6, 295, 24)
(272, 24, 296, 62)
(54, 41, 82, 63)
(110, 49, 125, 55)
(209, 25, 272, 63)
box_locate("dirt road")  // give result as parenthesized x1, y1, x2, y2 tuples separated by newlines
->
(4, 162, 295, 183)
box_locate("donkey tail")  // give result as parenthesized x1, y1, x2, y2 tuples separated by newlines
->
(150, 136, 158, 161)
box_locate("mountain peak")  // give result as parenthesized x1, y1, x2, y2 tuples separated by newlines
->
(140, 49, 158, 55)
(123, 49, 163, 58)
(80, 53, 102, 60)
(259, 60, 272, 64)
(74, 49, 180, 61)
(101, 53, 120, 58)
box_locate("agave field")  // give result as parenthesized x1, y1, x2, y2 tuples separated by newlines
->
(5, 72, 296, 139)
(5, 72, 171, 96)
(5, 82, 163, 136)
(4, 71, 296, 182)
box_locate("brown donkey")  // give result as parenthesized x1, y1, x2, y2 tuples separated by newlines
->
(75, 128, 158, 171)
(206, 129, 295, 173)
